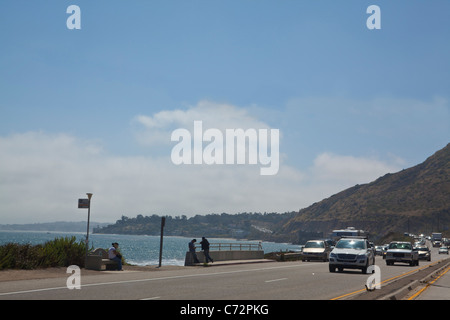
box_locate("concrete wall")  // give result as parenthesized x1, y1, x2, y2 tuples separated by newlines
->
(185, 250, 264, 266)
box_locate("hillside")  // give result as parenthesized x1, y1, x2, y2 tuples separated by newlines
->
(93, 212, 297, 240)
(276, 143, 450, 243)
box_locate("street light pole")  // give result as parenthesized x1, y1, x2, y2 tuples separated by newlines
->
(85, 193, 93, 258)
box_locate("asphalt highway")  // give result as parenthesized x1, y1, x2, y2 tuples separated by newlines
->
(0, 246, 448, 300)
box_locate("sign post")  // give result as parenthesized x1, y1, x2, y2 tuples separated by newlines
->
(78, 193, 93, 259)
(158, 217, 166, 268)
(78, 199, 89, 209)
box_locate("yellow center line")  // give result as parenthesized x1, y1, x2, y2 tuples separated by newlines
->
(407, 265, 450, 300)
(331, 259, 447, 300)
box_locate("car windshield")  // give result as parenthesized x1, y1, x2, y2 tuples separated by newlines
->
(305, 241, 324, 248)
(389, 242, 411, 250)
(335, 239, 365, 249)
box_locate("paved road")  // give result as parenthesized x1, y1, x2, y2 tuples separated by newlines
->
(1, 251, 448, 300)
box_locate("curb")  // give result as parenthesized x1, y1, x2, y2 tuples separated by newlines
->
(380, 280, 420, 300)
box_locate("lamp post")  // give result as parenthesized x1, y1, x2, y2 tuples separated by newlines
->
(85, 193, 93, 258)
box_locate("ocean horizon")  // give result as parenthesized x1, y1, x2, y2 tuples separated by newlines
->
(0, 230, 300, 266)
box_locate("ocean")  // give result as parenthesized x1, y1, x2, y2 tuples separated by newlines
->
(0, 230, 300, 266)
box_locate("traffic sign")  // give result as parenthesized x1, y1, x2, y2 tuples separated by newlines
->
(78, 198, 89, 209)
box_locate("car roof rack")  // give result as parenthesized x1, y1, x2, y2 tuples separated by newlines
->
(340, 235, 368, 239)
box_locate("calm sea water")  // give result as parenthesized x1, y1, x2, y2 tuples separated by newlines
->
(0, 230, 300, 266)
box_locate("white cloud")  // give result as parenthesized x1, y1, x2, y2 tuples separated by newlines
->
(302, 152, 403, 201)
(311, 152, 402, 184)
(133, 100, 271, 146)
(0, 101, 407, 224)
(0, 140, 403, 225)
(0, 130, 296, 223)
(138, 100, 266, 128)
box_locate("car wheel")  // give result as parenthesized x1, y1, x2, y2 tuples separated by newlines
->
(329, 265, 336, 272)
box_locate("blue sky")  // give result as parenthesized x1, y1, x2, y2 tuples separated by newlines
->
(0, 1, 449, 224)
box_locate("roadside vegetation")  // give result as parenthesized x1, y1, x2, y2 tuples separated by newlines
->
(0, 236, 87, 270)
(375, 232, 416, 245)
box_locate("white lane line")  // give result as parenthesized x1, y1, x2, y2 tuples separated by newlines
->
(0, 262, 320, 297)
(265, 278, 287, 283)
(140, 296, 161, 300)
(0, 286, 68, 296)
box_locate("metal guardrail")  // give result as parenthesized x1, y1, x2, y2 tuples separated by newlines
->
(207, 242, 263, 251)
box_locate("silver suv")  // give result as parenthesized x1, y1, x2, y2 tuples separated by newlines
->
(385, 241, 419, 266)
(329, 237, 375, 273)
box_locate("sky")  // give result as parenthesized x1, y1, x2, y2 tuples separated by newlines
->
(0, 0, 449, 224)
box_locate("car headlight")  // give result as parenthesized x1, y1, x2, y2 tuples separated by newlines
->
(330, 253, 337, 258)
(357, 254, 367, 260)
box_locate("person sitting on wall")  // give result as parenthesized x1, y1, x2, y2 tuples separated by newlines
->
(108, 242, 123, 271)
